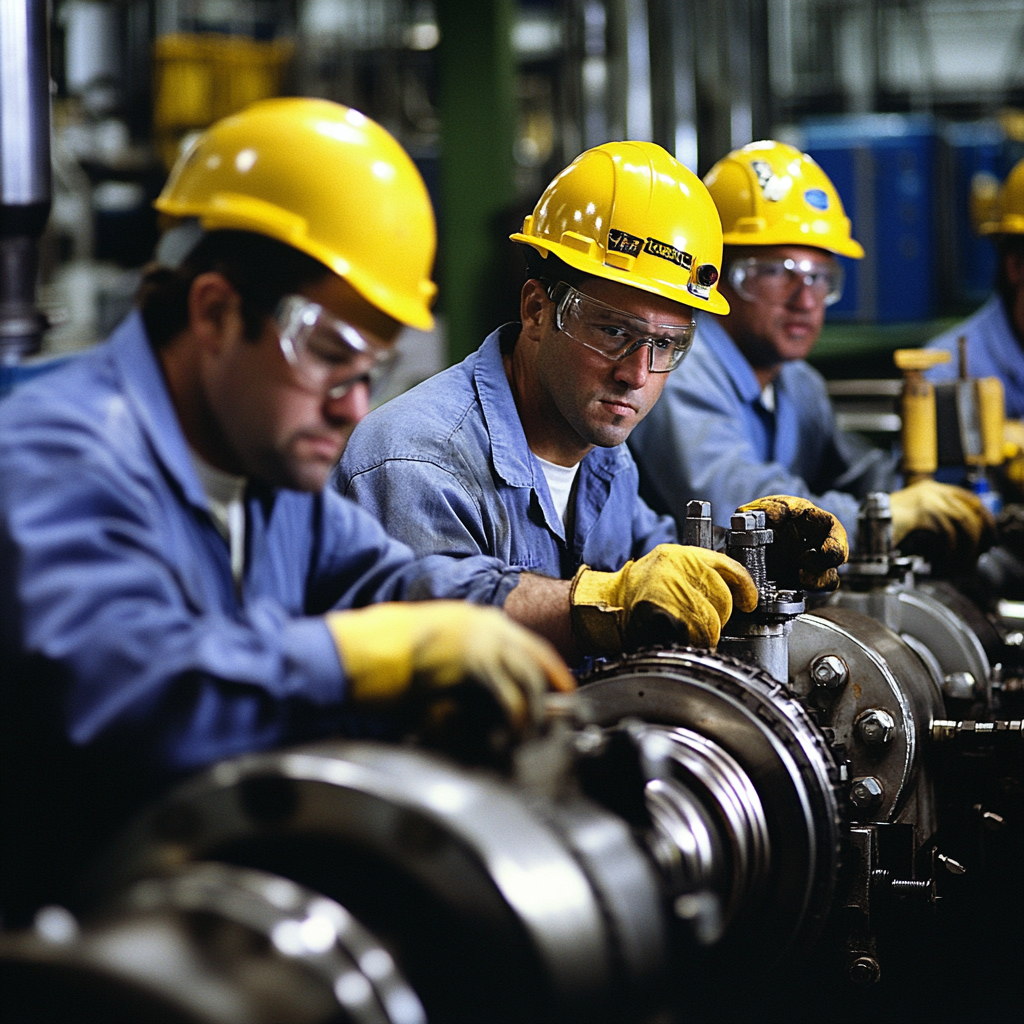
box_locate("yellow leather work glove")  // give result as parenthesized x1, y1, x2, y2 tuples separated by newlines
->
(569, 544, 758, 654)
(889, 480, 996, 566)
(325, 602, 575, 737)
(737, 495, 849, 592)
(1003, 420, 1024, 501)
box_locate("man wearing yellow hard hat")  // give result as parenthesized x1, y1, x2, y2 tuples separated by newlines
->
(338, 141, 848, 661)
(629, 140, 992, 559)
(0, 99, 576, 920)
(925, 158, 1024, 419)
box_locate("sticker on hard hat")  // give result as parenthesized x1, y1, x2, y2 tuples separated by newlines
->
(751, 160, 790, 202)
(804, 189, 829, 211)
(688, 263, 719, 300)
(644, 237, 693, 270)
(608, 229, 644, 257)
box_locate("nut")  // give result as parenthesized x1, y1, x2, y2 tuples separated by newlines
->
(855, 708, 896, 746)
(848, 956, 881, 985)
(849, 776, 884, 811)
(942, 672, 976, 701)
(810, 654, 849, 691)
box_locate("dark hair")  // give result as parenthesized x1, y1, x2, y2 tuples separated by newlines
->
(138, 230, 332, 349)
(996, 233, 1024, 311)
(521, 245, 593, 294)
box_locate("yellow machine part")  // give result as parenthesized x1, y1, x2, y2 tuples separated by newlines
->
(894, 349, 950, 482)
(153, 33, 294, 169)
(976, 376, 1006, 467)
(1004, 419, 1024, 497)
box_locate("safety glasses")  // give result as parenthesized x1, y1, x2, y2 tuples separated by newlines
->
(274, 295, 394, 399)
(727, 256, 844, 307)
(550, 284, 696, 372)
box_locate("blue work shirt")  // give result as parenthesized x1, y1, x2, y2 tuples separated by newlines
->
(336, 325, 676, 579)
(0, 311, 520, 915)
(925, 295, 1024, 419)
(628, 313, 897, 538)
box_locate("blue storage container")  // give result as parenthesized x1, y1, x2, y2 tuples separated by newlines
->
(800, 114, 938, 324)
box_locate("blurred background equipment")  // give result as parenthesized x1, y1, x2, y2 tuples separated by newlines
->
(0, 0, 1020, 384)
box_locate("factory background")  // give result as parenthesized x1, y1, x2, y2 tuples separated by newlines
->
(28, 0, 1024, 399)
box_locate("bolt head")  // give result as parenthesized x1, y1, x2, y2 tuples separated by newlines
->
(850, 776, 884, 810)
(855, 708, 896, 746)
(942, 672, 976, 701)
(848, 956, 881, 985)
(810, 654, 849, 690)
(730, 510, 765, 531)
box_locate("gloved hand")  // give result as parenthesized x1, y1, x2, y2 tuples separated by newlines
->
(737, 495, 849, 592)
(889, 480, 996, 566)
(325, 602, 575, 737)
(570, 544, 758, 654)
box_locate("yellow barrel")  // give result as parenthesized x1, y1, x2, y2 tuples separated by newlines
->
(153, 33, 294, 170)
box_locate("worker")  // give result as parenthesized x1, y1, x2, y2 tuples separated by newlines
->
(0, 99, 576, 922)
(336, 141, 848, 660)
(925, 157, 1024, 419)
(628, 140, 993, 560)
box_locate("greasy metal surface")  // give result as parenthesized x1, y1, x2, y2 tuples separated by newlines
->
(828, 585, 989, 703)
(576, 648, 840, 959)
(88, 742, 662, 1011)
(645, 725, 771, 923)
(789, 609, 944, 825)
(1, 862, 409, 1024)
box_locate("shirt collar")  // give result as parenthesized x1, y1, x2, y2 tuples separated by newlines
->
(107, 310, 211, 510)
(698, 311, 766, 405)
(474, 325, 540, 488)
(474, 325, 630, 488)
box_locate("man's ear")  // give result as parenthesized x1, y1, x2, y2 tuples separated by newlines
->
(1005, 248, 1024, 286)
(520, 278, 551, 337)
(187, 272, 241, 353)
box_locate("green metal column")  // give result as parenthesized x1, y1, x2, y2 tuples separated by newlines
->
(436, 0, 515, 364)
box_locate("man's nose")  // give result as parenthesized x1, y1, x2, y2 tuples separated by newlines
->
(788, 278, 821, 310)
(613, 343, 651, 389)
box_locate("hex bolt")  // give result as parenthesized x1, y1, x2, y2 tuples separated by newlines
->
(848, 956, 881, 985)
(856, 492, 894, 558)
(855, 708, 896, 747)
(683, 500, 713, 549)
(726, 511, 772, 595)
(849, 776, 884, 811)
(810, 654, 849, 691)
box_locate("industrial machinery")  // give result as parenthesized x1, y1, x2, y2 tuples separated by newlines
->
(2, 501, 1020, 1023)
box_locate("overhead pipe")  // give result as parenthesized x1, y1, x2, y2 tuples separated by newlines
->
(0, 0, 52, 363)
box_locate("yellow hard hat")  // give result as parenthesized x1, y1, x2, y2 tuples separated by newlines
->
(980, 158, 1024, 236)
(155, 97, 437, 330)
(969, 171, 1001, 236)
(510, 141, 729, 315)
(704, 140, 864, 260)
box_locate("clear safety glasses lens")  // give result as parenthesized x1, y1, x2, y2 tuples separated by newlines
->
(728, 257, 844, 307)
(553, 286, 695, 372)
(275, 295, 393, 397)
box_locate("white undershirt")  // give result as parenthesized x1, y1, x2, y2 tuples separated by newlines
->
(760, 381, 776, 412)
(189, 449, 247, 589)
(534, 454, 581, 531)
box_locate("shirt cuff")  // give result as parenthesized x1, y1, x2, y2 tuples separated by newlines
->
(281, 616, 347, 705)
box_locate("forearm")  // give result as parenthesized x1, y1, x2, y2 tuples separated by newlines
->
(503, 572, 579, 663)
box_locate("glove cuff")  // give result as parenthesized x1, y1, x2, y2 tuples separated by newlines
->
(325, 606, 415, 704)
(569, 565, 625, 656)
